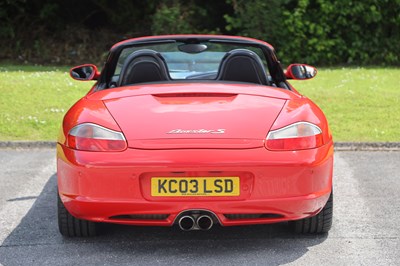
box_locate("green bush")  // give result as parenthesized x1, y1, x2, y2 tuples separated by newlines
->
(0, 0, 398, 66)
(225, 0, 400, 66)
(151, 2, 196, 34)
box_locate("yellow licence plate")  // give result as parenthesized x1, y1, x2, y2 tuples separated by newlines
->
(151, 177, 240, 197)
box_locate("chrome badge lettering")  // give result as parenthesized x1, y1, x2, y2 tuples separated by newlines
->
(167, 129, 225, 134)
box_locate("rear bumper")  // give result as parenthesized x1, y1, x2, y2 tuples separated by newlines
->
(57, 142, 333, 226)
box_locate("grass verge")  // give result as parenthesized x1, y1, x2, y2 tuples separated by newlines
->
(0, 65, 399, 141)
(291, 68, 400, 142)
(0, 65, 89, 140)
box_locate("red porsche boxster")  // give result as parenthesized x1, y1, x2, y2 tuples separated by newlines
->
(57, 35, 333, 237)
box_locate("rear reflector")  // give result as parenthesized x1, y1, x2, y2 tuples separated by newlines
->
(109, 214, 169, 220)
(224, 214, 283, 220)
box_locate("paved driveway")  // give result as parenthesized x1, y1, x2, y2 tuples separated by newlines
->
(0, 149, 399, 265)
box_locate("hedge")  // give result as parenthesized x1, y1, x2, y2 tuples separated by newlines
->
(0, 0, 398, 66)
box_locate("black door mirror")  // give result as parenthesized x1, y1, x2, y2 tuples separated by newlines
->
(70, 64, 100, 81)
(285, 64, 317, 80)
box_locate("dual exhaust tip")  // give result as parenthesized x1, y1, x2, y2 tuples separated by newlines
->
(178, 215, 214, 231)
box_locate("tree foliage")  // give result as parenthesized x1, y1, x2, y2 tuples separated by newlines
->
(225, 0, 400, 65)
(0, 0, 398, 65)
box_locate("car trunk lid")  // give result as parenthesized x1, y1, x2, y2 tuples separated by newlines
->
(103, 87, 286, 149)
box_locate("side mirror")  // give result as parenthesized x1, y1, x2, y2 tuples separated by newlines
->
(285, 64, 317, 80)
(70, 64, 100, 81)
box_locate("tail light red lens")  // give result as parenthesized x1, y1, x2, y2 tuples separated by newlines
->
(67, 123, 127, 152)
(266, 122, 324, 151)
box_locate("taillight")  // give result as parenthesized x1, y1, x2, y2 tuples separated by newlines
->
(67, 123, 127, 152)
(265, 122, 324, 151)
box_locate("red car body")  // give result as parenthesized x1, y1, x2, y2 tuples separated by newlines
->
(57, 35, 333, 236)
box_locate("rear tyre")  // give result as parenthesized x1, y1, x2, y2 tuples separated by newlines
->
(290, 191, 333, 234)
(57, 192, 98, 237)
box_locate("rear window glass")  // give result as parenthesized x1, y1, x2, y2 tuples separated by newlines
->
(113, 42, 269, 80)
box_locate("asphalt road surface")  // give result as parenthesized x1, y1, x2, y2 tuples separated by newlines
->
(0, 149, 399, 265)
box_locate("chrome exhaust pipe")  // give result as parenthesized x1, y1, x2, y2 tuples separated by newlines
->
(178, 216, 195, 231)
(196, 215, 213, 230)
